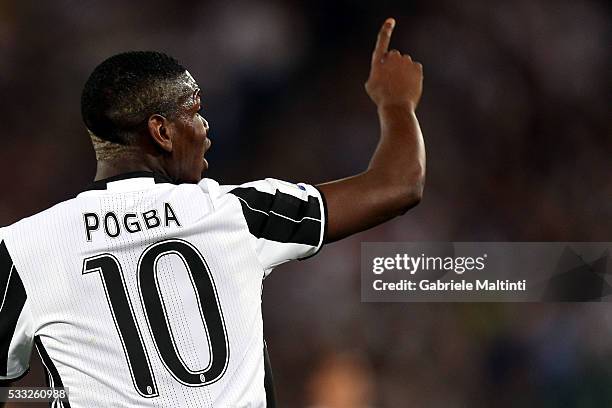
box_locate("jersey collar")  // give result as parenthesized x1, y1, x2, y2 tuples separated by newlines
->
(83, 171, 176, 191)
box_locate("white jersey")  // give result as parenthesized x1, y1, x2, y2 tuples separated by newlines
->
(0, 171, 326, 407)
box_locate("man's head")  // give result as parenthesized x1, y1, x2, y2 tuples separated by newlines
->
(81, 51, 211, 183)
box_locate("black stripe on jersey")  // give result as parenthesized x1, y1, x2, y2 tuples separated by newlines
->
(263, 341, 277, 408)
(35, 336, 71, 408)
(229, 187, 322, 247)
(0, 367, 30, 384)
(0, 241, 13, 296)
(0, 241, 27, 377)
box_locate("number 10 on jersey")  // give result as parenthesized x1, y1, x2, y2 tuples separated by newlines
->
(82, 239, 229, 398)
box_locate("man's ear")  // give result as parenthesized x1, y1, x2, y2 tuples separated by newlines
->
(147, 114, 173, 153)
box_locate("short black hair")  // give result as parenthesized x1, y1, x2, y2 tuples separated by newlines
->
(81, 51, 187, 144)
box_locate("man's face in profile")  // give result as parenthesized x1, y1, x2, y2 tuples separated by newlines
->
(164, 71, 211, 183)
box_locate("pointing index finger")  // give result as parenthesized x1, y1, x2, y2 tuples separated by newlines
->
(372, 18, 396, 63)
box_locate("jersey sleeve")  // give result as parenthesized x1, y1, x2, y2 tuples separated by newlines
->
(217, 179, 327, 274)
(0, 237, 34, 381)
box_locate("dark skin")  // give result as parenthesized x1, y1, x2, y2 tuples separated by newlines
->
(0, 19, 423, 402)
(96, 18, 425, 243)
(319, 18, 425, 241)
(94, 82, 212, 184)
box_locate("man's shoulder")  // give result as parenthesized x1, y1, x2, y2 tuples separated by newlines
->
(197, 177, 226, 198)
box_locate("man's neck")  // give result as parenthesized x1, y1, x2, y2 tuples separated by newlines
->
(91, 133, 171, 181)
(94, 159, 169, 181)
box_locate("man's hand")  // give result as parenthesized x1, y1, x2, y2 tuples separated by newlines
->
(365, 18, 423, 110)
(317, 18, 426, 243)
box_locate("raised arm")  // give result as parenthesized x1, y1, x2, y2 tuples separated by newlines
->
(317, 18, 426, 242)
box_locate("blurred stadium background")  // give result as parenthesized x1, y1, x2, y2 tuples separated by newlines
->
(1, 0, 610, 406)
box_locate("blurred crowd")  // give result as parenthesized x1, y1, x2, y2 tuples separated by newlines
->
(1, 0, 610, 406)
